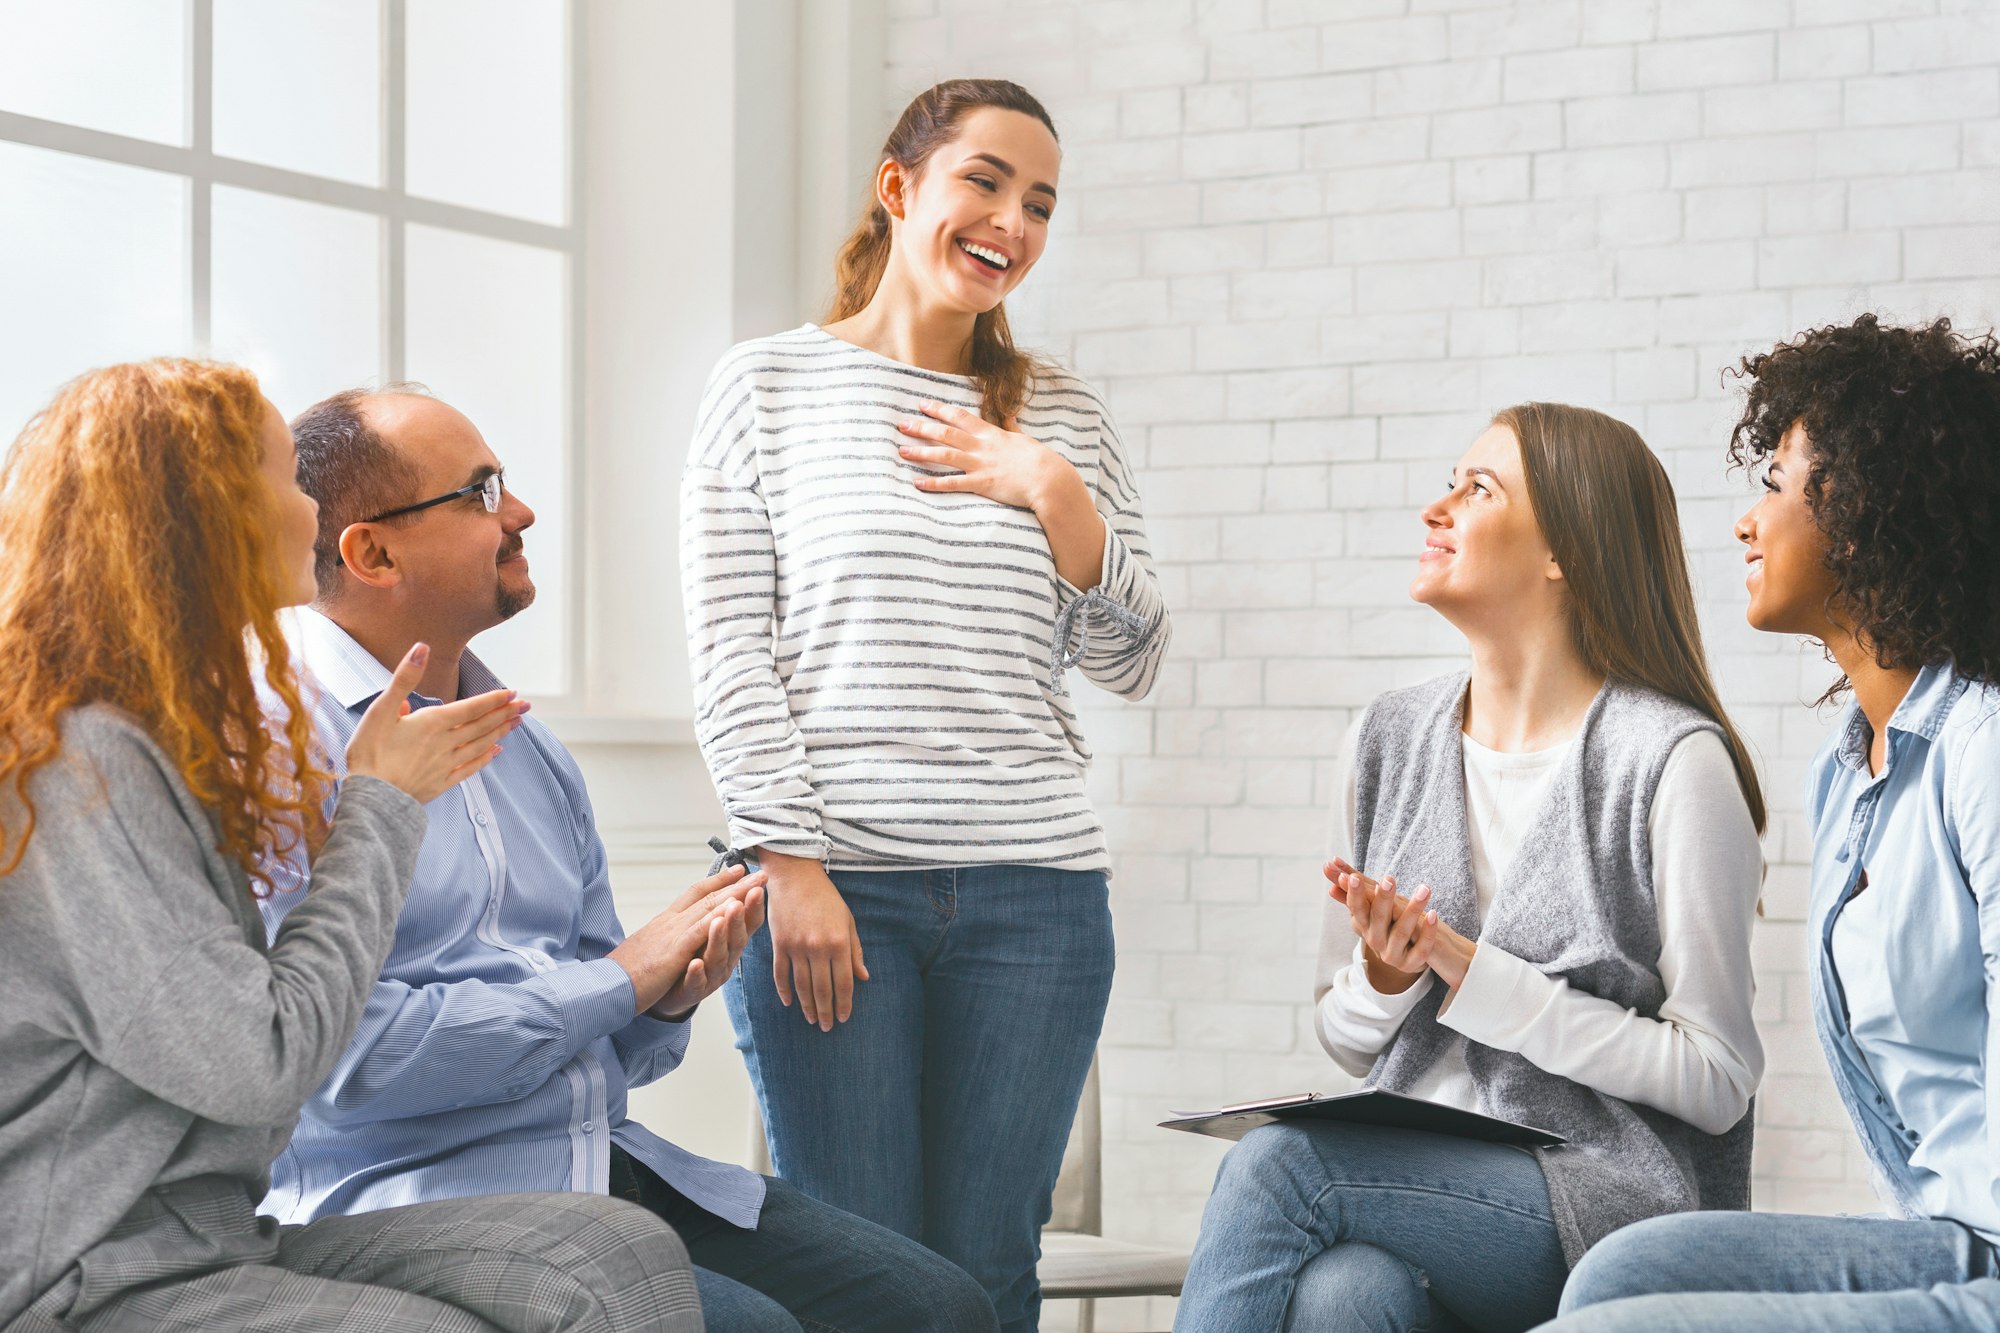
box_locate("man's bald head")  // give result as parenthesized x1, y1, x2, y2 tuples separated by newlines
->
(290, 385, 431, 601)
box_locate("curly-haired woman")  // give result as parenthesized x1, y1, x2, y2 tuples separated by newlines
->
(1547, 314, 2000, 1331)
(0, 361, 702, 1332)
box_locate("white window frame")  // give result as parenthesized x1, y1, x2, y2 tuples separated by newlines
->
(0, 0, 587, 705)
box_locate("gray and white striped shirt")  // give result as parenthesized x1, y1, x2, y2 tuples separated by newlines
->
(680, 324, 1170, 873)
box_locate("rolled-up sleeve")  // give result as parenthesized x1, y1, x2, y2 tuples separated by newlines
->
(1051, 397, 1171, 701)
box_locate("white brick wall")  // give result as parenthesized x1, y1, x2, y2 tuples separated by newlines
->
(882, 3, 2000, 1325)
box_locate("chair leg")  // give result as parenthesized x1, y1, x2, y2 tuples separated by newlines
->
(1077, 1296, 1095, 1333)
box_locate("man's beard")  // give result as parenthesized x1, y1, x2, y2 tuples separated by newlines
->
(495, 541, 534, 621)
(496, 581, 534, 621)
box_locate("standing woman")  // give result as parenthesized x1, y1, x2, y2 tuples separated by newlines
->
(1550, 316, 2000, 1331)
(681, 79, 1169, 1330)
(1175, 405, 1766, 1333)
(0, 360, 701, 1333)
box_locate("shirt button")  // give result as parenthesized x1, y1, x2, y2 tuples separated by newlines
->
(582, 1121, 595, 1133)
(475, 812, 488, 826)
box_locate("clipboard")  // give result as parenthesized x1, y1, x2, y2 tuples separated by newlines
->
(1159, 1088, 1566, 1148)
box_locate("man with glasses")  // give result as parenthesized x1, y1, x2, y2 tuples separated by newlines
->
(260, 387, 998, 1333)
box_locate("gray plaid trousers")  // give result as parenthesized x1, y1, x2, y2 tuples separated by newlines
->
(9, 1178, 703, 1333)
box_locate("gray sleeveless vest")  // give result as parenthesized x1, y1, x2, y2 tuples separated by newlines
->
(1354, 672, 1753, 1267)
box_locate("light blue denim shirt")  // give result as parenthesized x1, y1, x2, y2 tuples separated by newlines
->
(1808, 660, 2000, 1240)
(259, 609, 764, 1227)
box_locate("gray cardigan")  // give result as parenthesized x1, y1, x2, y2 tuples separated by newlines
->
(0, 705, 425, 1326)
(1356, 673, 1755, 1267)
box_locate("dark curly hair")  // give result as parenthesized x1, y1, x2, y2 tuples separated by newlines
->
(1727, 313, 2000, 694)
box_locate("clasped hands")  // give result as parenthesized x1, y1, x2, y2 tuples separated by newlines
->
(607, 864, 768, 1021)
(1326, 857, 1476, 995)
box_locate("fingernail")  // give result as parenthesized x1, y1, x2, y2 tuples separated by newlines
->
(1413, 884, 1430, 900)
(411, 643, 429, 665)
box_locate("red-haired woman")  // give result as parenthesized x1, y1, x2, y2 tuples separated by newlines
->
(681, 79, 1170, 1330)
(0, 361, 701, 1332)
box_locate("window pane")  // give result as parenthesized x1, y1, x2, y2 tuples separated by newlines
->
(213, 0, 381, 185)
(406, 0, 567, 225)
(404, 224, 568, 695)
(0, 142, 189, 443)
(0, 0, 189, 145)
(209, 187, 382, 419)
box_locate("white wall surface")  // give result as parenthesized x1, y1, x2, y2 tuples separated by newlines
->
(870, 2, 2000, 1326)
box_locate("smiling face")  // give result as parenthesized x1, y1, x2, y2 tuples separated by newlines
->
(1410, 424, 1564, 629)
(254, 398, 321, 608)
(881, 105, 1060, 316)
(359, 394, 536, 639)
(1736, 421, 1841, 638)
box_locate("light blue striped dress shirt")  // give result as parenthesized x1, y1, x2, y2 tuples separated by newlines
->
(1809, 660, 2000, 1240)
(258, 608, 765, 1228)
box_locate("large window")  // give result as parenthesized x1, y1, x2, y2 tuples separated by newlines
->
(0, 0, 580, 697)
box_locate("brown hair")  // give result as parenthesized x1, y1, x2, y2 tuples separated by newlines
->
(0, 359, 328, 890)
(290, 385, 428, 599)
(1498, 402, 1767, 833)
(826, 78, 1058, 424)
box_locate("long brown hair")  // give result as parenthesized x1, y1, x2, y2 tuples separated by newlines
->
(826, 78, 1058, 424)
(1499, 402, 1767, 833)
(0, 359, 328, 890)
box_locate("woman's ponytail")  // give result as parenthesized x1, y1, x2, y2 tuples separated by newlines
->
(828, 200, 893, 328)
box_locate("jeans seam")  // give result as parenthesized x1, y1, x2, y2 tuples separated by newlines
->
(1318, 1178, 1556, 1226)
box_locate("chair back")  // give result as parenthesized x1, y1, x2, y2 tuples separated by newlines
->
(1048, 1053, 1103, 1235)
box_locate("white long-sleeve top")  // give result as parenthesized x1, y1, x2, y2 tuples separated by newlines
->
(1313, 708, 1765, 1136)
(680, 325, 1170, 873)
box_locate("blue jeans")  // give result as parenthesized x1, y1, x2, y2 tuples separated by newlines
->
(611, 1147, 997, 1331)
(724, 865, 1115, 1333)
(1174, 1121, 1568, 1333)
(1542, 1210, 2000, 1332)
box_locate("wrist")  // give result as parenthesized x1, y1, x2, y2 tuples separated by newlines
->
(1431, 935, 1476, 989)
(1362, 953, 1424, 995)
(1029, 456, 1089, 522)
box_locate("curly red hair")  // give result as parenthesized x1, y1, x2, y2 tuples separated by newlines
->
(0, 359, 328, 893)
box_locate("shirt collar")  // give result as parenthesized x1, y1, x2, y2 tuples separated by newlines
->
(1832, 659, 1970, 773)
(286, 606, 507, 713)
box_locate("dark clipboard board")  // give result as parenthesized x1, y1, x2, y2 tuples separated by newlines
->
(1160, 1088, 1566, 1148)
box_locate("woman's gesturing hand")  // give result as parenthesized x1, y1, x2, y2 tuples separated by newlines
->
(896, 400, 1078, 513)
(759, 849, 870, 1032)
(345, 642, 527, 805)
(896, 400, 1107, 589)
(1325, 857, 1477, 992)
(1327, 858, 1439, 993)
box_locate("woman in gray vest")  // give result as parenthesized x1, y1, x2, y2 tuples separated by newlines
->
(1549, 319, 2000, 1331)
(1174, 403, 1767, 1333)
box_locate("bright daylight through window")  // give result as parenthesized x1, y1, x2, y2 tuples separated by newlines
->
(0, 0, 578, 696)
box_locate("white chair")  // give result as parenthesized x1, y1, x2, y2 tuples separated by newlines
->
(1038, 1055, 1189, 1333)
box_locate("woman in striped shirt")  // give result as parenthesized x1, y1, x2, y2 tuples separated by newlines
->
(680, 79, 1170, 1332)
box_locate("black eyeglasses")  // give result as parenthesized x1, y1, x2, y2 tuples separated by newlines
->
(362, 471, 503, 524)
